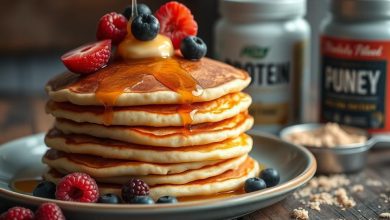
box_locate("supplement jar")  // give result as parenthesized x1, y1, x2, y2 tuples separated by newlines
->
(214, 0, 310, 133)
(320, 0, 390, 134)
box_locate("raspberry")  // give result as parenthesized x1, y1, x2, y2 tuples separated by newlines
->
(96, 12, 128, 45)
(1, 207, 34, 220)
(61, 40, 111, 74)
(56, 172, 99, 203)
(121, 179, 150, 203)
(35, 203, 65, 220)
(155, 1, 198, 49)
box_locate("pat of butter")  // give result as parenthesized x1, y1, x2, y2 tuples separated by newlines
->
(118, 34, 174, 59)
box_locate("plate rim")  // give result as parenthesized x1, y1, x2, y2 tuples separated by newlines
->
(0, 132, 316, 212)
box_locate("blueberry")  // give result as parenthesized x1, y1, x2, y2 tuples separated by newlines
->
(98, 193, 121, 204)
(156, 196, 178, 204)
(123, 3, 152, 20)
(180, 36, 207, 60)
(244, 177, 266, 193)
(131, 14, 160, 41)
(260, 168, 280, 187)
(32, 181, 56, 199)
(129, 196, 154, 204)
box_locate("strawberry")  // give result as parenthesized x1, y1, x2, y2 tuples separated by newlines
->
(155, 1, 198, 49)
(61, 40, 111, 74)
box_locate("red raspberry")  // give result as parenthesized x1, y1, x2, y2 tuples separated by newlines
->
(61, 40, 111, 74)
(155, 1, 198, 49)
(56, 172, 99, 203)
(97, 12, 128, 45)
(35, 203, 65, 220)
(1, 207, 34, 220)
(121, 179, 150, 203)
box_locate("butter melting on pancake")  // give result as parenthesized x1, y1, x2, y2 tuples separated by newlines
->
(45, 130, 253, 163)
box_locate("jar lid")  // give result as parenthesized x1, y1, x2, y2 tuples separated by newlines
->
(332, 0, 390, 20)
(219, 0, 306, 21)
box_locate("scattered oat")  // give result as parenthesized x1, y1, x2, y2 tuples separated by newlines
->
(335, 188, 356, 208)
(291, 208, 309, 220)
(379, 213, 390, 219)
(380, 193, 389, 203)
(351, 184, 364, 193)
(308, 201, 321, 211)
(366, 179, 382, 187)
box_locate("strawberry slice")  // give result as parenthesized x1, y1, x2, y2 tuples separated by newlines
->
(61, 40, 111, 74)
(155, 1, 198, 49)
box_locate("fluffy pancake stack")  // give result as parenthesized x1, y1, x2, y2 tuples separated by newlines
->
(43, 56, 259, 199)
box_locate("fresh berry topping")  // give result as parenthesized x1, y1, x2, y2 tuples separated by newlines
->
(156, 196, 178, 204)
(98, 194, 121, 204)
(35, 203, 65, 220)
(155, 1, 198, 49)
(33, 181, 56, 199)
(61, 40, 111, 74)
(55, 172, 99, 203)
(260, 168, 280, 187)
(131, 14, 160, 41)
(180, 36, 207, 60)
(96, 12, 127, 45)
(121, 178, 150, 203)
(244, 177, 266, 193)
(129, 196, 154, 204)
(123, 3, 152, 19)
(1, 207, 34, 220)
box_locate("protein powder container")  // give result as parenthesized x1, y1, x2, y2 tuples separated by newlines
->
(320, 0, 390, 134)
(214, 0, 310, 133)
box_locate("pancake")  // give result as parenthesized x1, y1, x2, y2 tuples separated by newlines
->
(47, 154, 248, 186)
(45, 130, 252, 163)
(54, 112, 253, 147)
(46, 57, 250, 107)
(43, 156, 259, 200)
(46, 92, 252, 127)
(42, 149, 226, 176)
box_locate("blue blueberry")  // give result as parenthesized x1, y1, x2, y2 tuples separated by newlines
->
(32, 181, 56, 199)
(98, 193, 121, 204)
(156, 196, 178, 204)
(180, 36, 207, 60)
(123, 4, 152, 20)
(244, 177, 266, 193)
(131, 14, 160, 41)
(260, 168, 280, 187)
(129, 196, 154, 204)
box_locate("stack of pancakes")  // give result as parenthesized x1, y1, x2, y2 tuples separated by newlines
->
(43, 56, 259, 199)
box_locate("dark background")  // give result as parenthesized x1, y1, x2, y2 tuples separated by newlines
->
(0, 0, 326, 95)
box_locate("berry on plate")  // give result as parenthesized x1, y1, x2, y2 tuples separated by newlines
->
(123, 3, 152, 19)
(98, 194, 121, 204)
(33, 181, 56, 199)
(260, 168, 280, 187)
(180, 36, 207, 60)
(244, 177, 266, 193)
(155, 1, 198, 49)
(61, 40, 111, 74)
(131, 14, 160, 41)
(96, 12, 127, 45)
(35, 203, 65, 220)
(156, 196, 178, 204)
(121, 178, 150, 203)
(0, 207, 34, 220)
(129, 196, 154, 204)
(55, 172, 99, 203)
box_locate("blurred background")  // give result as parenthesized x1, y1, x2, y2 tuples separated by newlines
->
(0, 0, 326, 95)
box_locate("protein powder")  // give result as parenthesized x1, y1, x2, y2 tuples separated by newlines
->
(214, 0, 310, 133)
(320, 0, 390, 134)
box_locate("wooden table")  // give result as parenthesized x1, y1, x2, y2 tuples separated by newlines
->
(0, 95, 389, 219)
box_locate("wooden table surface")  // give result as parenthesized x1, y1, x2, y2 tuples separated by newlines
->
(0, 95, 389, 219)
